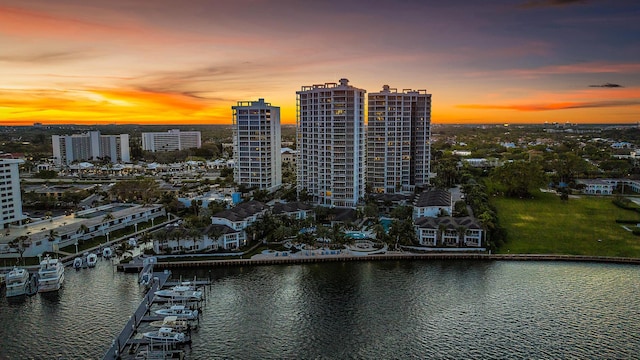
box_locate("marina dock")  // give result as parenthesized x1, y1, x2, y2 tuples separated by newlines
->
(102, 270, 171, 360)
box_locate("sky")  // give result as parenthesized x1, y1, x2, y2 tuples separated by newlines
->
(1, 0, 639, 125)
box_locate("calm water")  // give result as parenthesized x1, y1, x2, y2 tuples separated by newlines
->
(1, 259, 639, 359)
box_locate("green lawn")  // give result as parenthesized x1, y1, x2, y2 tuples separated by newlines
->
(492, 191, 640, 257)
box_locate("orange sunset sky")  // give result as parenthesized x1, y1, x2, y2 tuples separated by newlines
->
(1, 0, 639, 126)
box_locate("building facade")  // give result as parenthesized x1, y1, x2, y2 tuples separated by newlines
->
(141, 129, 202, 152)
(296, 78, 365, 207)
(367, 85, 431, 193)
(232, 99, 282, 191)
(52, 131, 130, 165)
(0, 159, 25, 228)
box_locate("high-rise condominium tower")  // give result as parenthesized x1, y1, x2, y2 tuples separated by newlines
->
(0, 159, 26, 228)
(296, 78, 365, 207)
(232, 99, 282, 192)
(367, 85, 431, 193)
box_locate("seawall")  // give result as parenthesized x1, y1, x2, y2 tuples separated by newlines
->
(153, 253, 640, 269)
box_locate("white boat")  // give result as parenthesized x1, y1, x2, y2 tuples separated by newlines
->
(73, 257, 83, 270)
(5, 267, 30, 297)
(38, 255, 65, 293)
(155, 284, 203, 301)
(154, 305, 198, 320)
(142, 327, 187, 344)
(86, 253, 98, 268)
(149, 316, 193, 332)
(102, 247, 113, 259)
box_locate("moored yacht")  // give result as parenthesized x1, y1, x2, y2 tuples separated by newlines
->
(5, 266, 30, 298)
(142, 327, 188, 344)
(149, 316, 194, 332)
(155, 285, 203, 301)
(37, 255, 65, 293)
(154, 305, 198, 320)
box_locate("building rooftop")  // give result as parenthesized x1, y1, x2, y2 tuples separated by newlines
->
(211, 200, 266, 222)
(415, 189, 451, 207)
(414, 216, 482, 230)
(272, 201, 314, 215)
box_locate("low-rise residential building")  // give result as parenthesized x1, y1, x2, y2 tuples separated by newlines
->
(413, 189, 452, 219)
(272, 201, 314, 220)
(210, 200, 267, 231)
(414, 216, 483, 247)
(0, 204, 165, 258)
(576, 179, 615, 195)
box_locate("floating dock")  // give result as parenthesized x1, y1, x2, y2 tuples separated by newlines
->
(102, 270, 171, 360)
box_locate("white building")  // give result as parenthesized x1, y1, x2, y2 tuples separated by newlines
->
(0, 159, 26, 228)
(52, 131, 130, 165)
(296, 78, 365, 207)
(367, 85, 431, 193)
(414, 217, 483, 247)
(232, 99, 282, 191)
(413, 188, 452, 219)
(141, 129, 202, 152)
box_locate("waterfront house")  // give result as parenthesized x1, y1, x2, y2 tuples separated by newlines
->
(413, 189, 452, 219)
(271, 201, 314, 220)
(153, 224, 244, 253)
(210, 200, 267, 231)
(414, 216, 483, 247)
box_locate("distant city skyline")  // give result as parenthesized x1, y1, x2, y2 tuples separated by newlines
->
(1, 0, 639, 125)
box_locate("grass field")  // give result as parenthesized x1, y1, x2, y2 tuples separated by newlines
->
(492, 191, 640, 257)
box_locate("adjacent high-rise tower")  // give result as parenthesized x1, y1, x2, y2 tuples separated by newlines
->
(232, 98, 282, 192)
(367, 85, 431, 193)
(0, 159, 25, 228)
(296, 78, 365, 207)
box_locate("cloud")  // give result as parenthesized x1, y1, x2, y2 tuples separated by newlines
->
(588, 83, 624, 88)
(519, 0, 588, 9)
(468, 62, 640, 78)
(0, 50, 94, 64)
(457, 100, 640, 112)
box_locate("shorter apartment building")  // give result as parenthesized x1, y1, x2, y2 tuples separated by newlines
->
(141, 129, 202, 152)
(52, 131, 130, 165)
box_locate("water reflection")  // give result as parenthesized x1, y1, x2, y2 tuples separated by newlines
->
(1, 260, 639, 359)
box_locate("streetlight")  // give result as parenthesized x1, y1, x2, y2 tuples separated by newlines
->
(75, 242, 78, 254)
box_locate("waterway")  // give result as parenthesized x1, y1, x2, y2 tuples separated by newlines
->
(1, 259, 639, 359)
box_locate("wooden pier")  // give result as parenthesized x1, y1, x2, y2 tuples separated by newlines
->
(102, 270, 171, 360)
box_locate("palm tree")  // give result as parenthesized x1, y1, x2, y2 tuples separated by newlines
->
(47, 229, 58, 242)
(102, 212, 115, 225)
(9, 236, 29, 265)
(456, 225, 468, 247)
(437, 224, 447, 247)
(76, 224, 89, 242)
